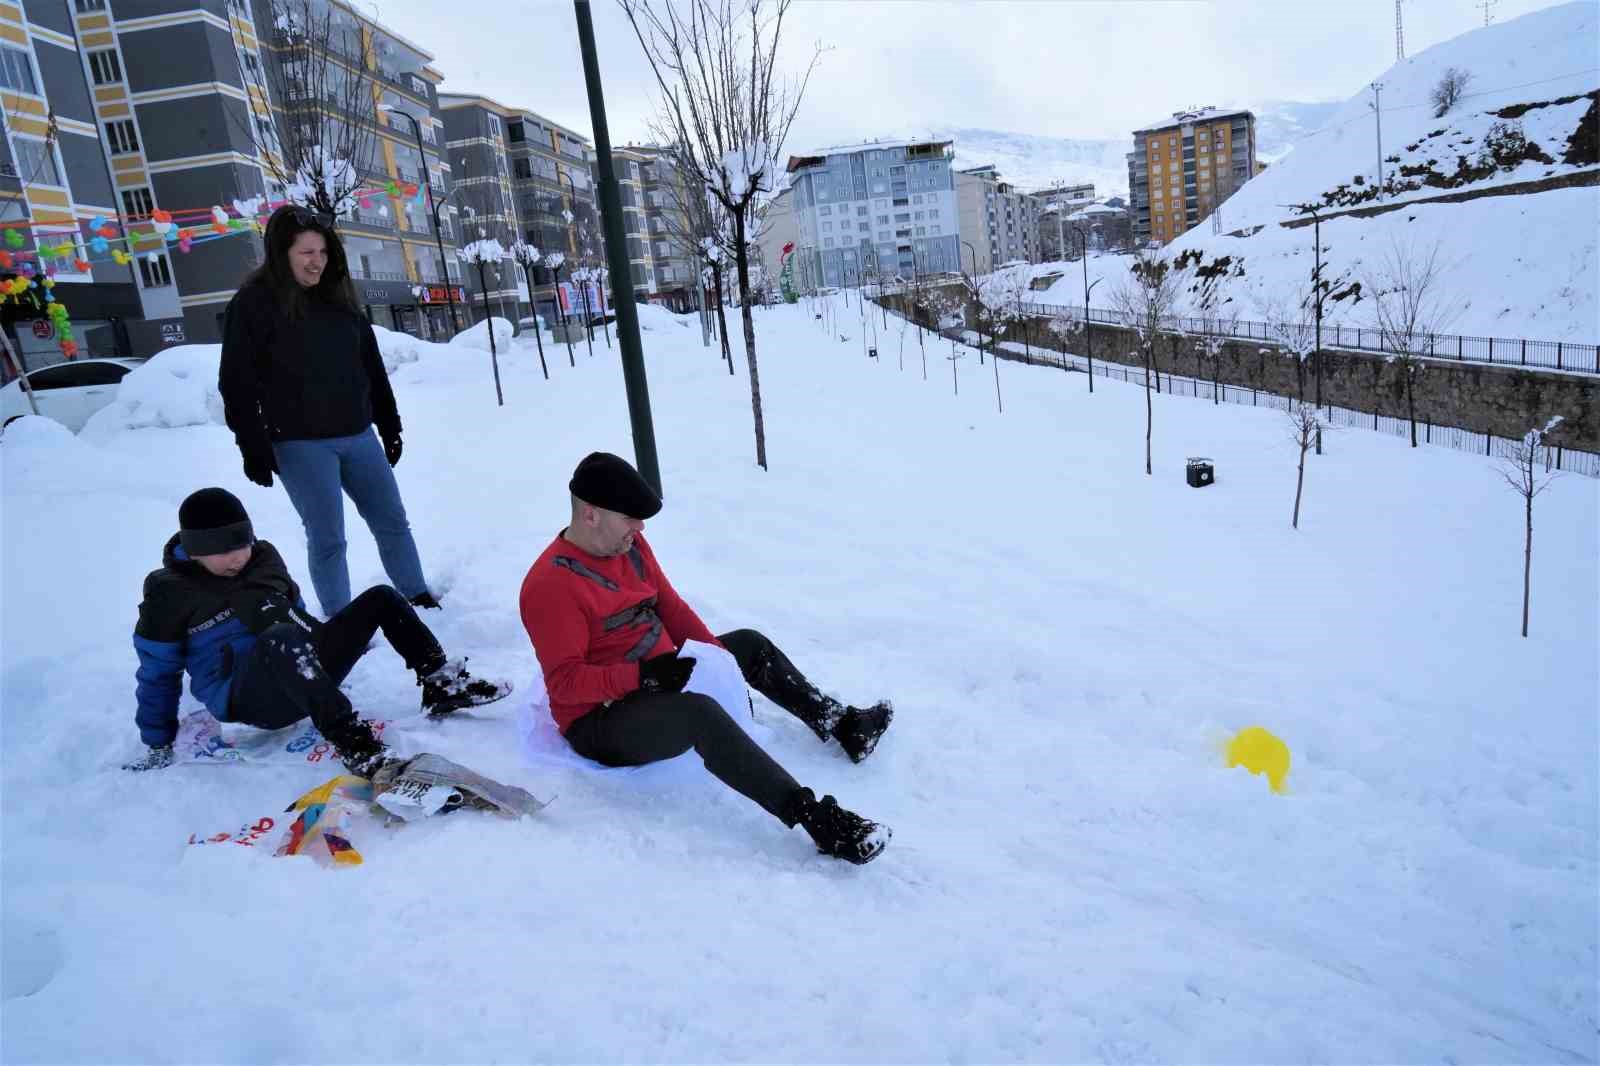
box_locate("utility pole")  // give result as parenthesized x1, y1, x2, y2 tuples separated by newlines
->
(1370, 82, 1386, 194)
(574, 0, 660, 496)
(1311, 206, 1324, 414)
(1478, 0, 1498, 25)
(1394, 0, 1406, 60)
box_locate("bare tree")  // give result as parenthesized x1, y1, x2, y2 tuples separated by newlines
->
(1501, 416, 1563, 637)
(1431, 66, 1473, 118)
(507, 239, 550, 380)
(1365, 237, 1461, 448)
(1288, 402, 1323, 529)
(253, 0, 382, 219)
(1046, 304, 1083, 373)
(1111, 248, 1182, 476)
(1185, 259, 1241, 404)
(458, 236, 507, 406)
(622, 0, 822, 471)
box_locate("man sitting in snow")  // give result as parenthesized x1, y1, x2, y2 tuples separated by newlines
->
(519, 452, 894, 864)
(123, 488, 509, 775)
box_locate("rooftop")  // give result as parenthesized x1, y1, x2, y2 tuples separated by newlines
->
(1133, 106, 1254, 135)
(786, 137, 953, 172)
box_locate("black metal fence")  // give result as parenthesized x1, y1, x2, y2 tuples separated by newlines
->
(987, 339, 1600, 478)
(1023, 301, 1599, 376)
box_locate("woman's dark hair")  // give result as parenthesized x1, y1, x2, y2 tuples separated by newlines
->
(242, 204, 360, 319)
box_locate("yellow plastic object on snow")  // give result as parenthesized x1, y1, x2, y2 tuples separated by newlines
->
(1225, 726, 1291, 794)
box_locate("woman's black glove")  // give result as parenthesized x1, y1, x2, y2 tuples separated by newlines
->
(241, 441, 278, 488)
(639, 652, 696, 694)
(382, 431, 403, 467)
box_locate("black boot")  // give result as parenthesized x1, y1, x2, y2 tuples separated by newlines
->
(419, 657, 513, 718)
(409, 591, 442, 610)
(336, 725, 394, 778)
(784, 787, 890, 864)
(833, 701, 893, 763)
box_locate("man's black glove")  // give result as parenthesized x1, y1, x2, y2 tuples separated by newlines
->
(241, 441, 277, 488)
(639, 652, 696, 694)
(233, 592, 323, 637)
(382, 431, 403, 467)
(123, 744, 175, 772)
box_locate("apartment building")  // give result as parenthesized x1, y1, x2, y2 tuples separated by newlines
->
(2, 1, 192, 367)
(612, 143, 698, 311)
(785, 138, 959, 292)
(440, 92, 598, 326)
(24, 0, 466, 349)
(1128, 106, 1258, 246)
(954, 164, 1040, 273)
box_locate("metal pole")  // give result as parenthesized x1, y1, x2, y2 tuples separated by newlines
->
(522, 262, 549, 379)
(554, 261, 575, 367)
(1313, 209, 1323, 410)
(476, 259, 504, 406)
(386, 107, 461, 335)
(574, 0, 660, 495)
(1370, 82, 1385, 194)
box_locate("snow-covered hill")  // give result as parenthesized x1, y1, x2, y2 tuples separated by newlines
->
(1031, 2, 1599, 342)
(2, 299, 1595, 1062)
(932, 102, 1339, 196)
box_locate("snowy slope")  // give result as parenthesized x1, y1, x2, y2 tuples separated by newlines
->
(933, 103, 1340, 197)
(2, 301, 1596, 1063)
(1031, 3, 1600, 342)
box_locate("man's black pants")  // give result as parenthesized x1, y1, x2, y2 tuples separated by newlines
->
(228, 585, 445, 754)
(563, 628, 846, 824)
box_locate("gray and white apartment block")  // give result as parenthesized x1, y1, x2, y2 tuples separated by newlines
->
(955, 164, 1040, 273)
(439, 92, 600, 326)
(785, 138, 959, 291)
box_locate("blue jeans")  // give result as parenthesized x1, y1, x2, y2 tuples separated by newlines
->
(272, 429, 427, 616)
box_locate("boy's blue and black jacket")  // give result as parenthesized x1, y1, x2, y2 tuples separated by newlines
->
(132, 535, 317, 747)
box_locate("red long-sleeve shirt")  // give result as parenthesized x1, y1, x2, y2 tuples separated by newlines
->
(519, 532, 719, 733)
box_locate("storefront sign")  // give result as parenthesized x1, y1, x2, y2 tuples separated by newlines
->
(31, 319, 52, 340)
(419, 285, 464, 305)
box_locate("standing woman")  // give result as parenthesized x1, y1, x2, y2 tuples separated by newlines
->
(219, 205, 438, 616)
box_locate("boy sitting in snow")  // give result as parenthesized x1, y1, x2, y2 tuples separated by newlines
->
(123, 487, 509, 775)
(518, 452, 894, 864)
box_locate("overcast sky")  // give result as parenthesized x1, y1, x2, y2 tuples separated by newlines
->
(373, 0, 1570, 149)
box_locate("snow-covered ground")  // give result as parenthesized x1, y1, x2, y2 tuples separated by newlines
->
(3, 298, 1596, 1063)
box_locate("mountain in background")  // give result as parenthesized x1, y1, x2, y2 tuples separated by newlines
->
(932, 100, 1340, 197)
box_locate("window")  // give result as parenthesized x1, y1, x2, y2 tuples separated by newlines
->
(912, 194, 922, 204)
(105, 119, 139, 154)
(88, 49, 122, 85)
(818, 205, 831, 216)
(914, 211, 923, 220)
(486, 114, 502, 138)
(121, 187, 155, 219)
(421, 122, 436, 144)
(514, 158, 532, 179)
(930, 225, 941, 235)
(823, 237, 833, 248)
(139, 253, 173, 288)
(856, 205, 867, 216)
(915, 226, 925, 236)
(507, 120, 525, 143)
(893, 212, 909, 222)
(0, 45, 37, 94)
(877, 214, 887, 224)
(858, 222, 869, 233)
(13, 138, 61, 184)
(76, 0, 109, 10)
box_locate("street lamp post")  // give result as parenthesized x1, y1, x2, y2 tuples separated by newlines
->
(1071, 227, 1101, 393)
(556, 167, 595, 360)
(379, 104, 459, 335)
(574, 0, 660, 494)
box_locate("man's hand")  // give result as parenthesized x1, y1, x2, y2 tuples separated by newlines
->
(382, 431, 403, 467)
(123, 744, 175, 773)
(639, 652, 696, 694)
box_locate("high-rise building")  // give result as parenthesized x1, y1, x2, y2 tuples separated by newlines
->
(2, 0, 147, 370)
(613, 144, 696, 311)
(955, 164, 1040, 273)
(785, 138, 958, 291)
(1128, 107, 1258, 246)
(3, 0, 465, 363)
(439, 92, 596, 326)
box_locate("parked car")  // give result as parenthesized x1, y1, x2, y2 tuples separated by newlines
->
(585, 310, 617, 327)
(0, 357, 144, 433)
(516, 314, 547, 333)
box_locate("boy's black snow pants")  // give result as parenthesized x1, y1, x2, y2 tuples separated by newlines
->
(562, 628, 843, 824)
(228, 585, 445, 755)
